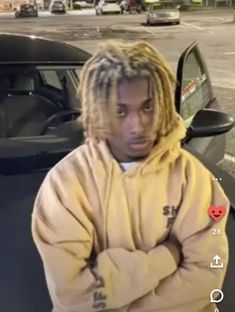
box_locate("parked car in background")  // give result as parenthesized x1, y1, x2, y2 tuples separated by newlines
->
(14, 4, 38, 18)
(96, 0, 122, 15)
(120, 0, 142, 13)
(146, 0, 181, 25)
(0, 34, 234, 312)
(73, 0, 93, 9)
(49, 0, 66, 13)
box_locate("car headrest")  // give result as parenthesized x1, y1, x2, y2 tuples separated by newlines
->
(13, 75, 35, 91)
(0, 77, 10, 90)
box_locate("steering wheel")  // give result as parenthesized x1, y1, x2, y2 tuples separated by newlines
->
(41, 110, 81, 135)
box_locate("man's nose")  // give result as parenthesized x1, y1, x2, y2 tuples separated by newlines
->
(130, 113, 145, 134)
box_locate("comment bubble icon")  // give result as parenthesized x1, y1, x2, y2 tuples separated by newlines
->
(210, 289, 224, 303)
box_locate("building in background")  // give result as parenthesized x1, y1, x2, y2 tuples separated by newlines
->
(0, 0, 39, 10)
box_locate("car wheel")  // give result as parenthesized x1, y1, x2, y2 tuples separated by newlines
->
(175, 21, 180, 25)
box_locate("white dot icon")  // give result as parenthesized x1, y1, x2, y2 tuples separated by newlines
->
(212, 177, 222, 181)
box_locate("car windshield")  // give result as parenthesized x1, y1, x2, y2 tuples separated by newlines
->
(151, 1, 178, 9)
(0, 65, 82, 139)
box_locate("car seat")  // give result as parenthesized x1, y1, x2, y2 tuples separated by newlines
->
(1, 94, 59, 137)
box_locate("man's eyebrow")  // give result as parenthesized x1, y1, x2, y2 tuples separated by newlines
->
(117, 102, 129, 107)
(142, 98, 153, 104)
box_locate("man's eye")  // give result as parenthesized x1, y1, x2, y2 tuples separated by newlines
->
(143, 103, 154, 113)
(116, 107, 126, 117)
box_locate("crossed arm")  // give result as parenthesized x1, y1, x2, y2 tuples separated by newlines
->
(32, 167, 229, 312)
(32, 213, 180, 312)
(127, 164, 230, 312)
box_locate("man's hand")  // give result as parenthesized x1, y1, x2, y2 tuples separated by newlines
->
(162, 237, 182, 266)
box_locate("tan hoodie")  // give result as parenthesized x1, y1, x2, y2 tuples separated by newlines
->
(32, 116, 229, 312)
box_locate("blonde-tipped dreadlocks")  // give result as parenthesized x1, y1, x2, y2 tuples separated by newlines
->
(77, 40, 180, 140)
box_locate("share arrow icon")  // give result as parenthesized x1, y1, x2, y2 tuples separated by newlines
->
(210, 255, 224, 269)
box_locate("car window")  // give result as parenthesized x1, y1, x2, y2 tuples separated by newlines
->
(0, 65, 81, 139)
(75, 68, 81, 81)
(37, 66, 80, 108)
(180, 50, 211, 124)
(151, 1, 178, 10)
(40, 70, 63, 90)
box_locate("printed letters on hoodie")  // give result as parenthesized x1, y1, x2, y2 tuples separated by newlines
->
(32, 116, 229, 312)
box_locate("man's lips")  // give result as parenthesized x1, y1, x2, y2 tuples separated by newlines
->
(129, 137, 149, 144)
(128, 139, 151, 150)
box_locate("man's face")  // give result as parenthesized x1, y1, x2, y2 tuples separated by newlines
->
(106, 78, 157, 162)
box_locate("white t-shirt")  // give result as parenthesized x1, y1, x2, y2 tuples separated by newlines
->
(120, 162, 140, 171)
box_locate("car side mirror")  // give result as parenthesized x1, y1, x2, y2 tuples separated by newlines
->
(186, 109, 234, 140)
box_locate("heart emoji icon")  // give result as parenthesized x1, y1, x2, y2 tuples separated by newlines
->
(208, 206, 226, 222)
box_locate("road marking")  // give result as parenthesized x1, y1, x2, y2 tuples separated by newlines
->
(141, 26, 158, 38)
(225, 153, 235, 164)
(223, 52, 235, 55)
(182, 22, 205, 31)
(210, 68, 235, 90)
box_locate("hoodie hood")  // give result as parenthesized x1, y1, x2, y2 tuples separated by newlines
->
(85, 113, 186, 176)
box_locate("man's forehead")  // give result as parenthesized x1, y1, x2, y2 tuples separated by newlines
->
(117, 78, 154, 102)
(118, 77, 148, 87)
(118, 97, 152, 106)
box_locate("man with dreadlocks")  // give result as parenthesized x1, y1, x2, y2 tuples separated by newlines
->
(32, 40, 229, 312)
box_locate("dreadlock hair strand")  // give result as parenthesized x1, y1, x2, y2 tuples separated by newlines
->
(77, 40, 181, 141)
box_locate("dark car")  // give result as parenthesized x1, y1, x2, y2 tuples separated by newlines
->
(14, 4, 38, 18)
(0, 34, 234, 312)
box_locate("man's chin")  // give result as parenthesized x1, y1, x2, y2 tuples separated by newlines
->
(127, 142, 153, 158)
(126, 149, 151, 161)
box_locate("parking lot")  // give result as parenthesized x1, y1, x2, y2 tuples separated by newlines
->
(0, 8, 235, 173)
(0, 8, 235, 178)
(0, 8, 235, 312)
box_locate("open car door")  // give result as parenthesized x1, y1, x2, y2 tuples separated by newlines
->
(175, 41, 228, 164)
(176, 42, 235, 311)
(175, 41, 235, 205)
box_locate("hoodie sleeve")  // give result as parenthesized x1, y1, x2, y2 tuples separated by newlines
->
(127, 154, 230, 312)
(31, 169, 178, 312)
